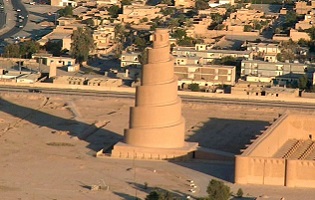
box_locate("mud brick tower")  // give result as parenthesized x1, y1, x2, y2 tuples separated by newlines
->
(111, 29, 198, 160)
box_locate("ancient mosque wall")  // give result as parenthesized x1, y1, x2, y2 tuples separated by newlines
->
(286, 160, 315, 187)
(243, 114, 289, 157)
(235, 156, 285, 186)
(287, 115, 315, 140)
(235, 113, 315, 188)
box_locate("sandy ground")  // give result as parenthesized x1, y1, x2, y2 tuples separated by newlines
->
(1, 93, 315, 200)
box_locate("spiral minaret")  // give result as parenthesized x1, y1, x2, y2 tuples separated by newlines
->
(111, 29, 197, 160)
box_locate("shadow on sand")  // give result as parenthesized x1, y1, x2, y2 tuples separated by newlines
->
(0, 95, 123, 152)
(0, 94, 277, 188)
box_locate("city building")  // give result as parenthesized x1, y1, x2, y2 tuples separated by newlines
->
(120, 51, 141, 68)
(175, 64, 236, 88)
(50, 0, 78, 7)
(172, 44, 253, 64)
(32, 53, 76, 67)
(118, 5, 162, 24)
(241, 60, 311, 84)
(208, 0, 234, 7)
(174, 0, 195, 8)
(244, 41, 281, 62)
(294, 1, 315, 15)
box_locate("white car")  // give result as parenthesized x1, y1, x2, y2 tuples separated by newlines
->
(29, 2, 35, 5)
(16, 9, 21, 12)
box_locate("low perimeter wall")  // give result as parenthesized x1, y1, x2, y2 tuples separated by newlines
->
(235, 156, 315, 188)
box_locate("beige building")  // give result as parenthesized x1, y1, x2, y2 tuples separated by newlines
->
(174, 0, 195, 8)
(175, 64, 236, 88)
(294, 1, 315, 15)
(120, 51, 141, 68)
(197, 7, 227, 16)
(295, 10, 315, 30)
(244, 41, 281, 62)
(229, 8, 264, 22)
(241, 60, 310, 85)
(208, 0, 234, 7)
(32, 53, 76, 67)
(236, 113, 315, 188)
(87, 77, 122, 87)
(118, 5, 162, 24)
(93, 25, 115, 53)
(53, 76, 86, 85)
(50, 0, 77, 7)
(290, 29, 311, 42)
(172, 44, 253, 64)
(38, 18, 86, 50)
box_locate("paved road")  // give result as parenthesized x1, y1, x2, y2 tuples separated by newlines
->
(0, 0, 28, 40)
(0, 0, 5, 29)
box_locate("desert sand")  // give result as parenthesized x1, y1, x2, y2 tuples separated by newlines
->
(0, 93, 315, 200)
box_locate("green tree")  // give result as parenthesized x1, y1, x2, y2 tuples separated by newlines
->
(236, 188, 244, 198)
(189, 83, 200, 91)
(145, 190, 174, 200)
(107, 5, 121, 18)
(195, 0, 209, 10)
(280, 40, 298, 62)
(161, 7, 176, 16)
(206, 179, 231, 200)
(253, 20, 262, 30)
(161, 0, 173, 5)
(138, 48, 148, 65)
(121, 0, 132, 5)
(211, 13, 223, 24)
(84, 18, 94, 26)
(45, 40, 63, 56)
(306, 26, 315, 40)
(167, 18, 180, 30)
(19, 40, 40, 58)
(58, 5, 73, 17)
(172, 29, 186, 39)
(71, 28, 94, 63)
(274, 27, 281, 34)
(134, 36, 147, 51)
(244, 25, 253, 32)
(298, 38, 309, 47)
(284, 11, 297, 27)
(3, 44, 20, 58)
(221, 56, 236, 65)
(215, 24, 225, 30)
(298, 74, 309, 90)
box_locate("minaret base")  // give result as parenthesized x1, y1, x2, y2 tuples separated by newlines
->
(110, 142, 198, 160)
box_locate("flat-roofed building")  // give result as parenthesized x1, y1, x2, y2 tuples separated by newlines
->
(172, 45, 253, 64)
(174, 0, 195, 8)
(118, 5, 162, 24)
(175, 64, 236, 88)
(245, 41, 281, 62)
(32, 53, 76, 67)
(51, 0, 77, 7)
(87, 77, 122, 87)
(241, 60, 312, 84)
(53, 76, 86, 85)
(120, 51, 141, 68)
